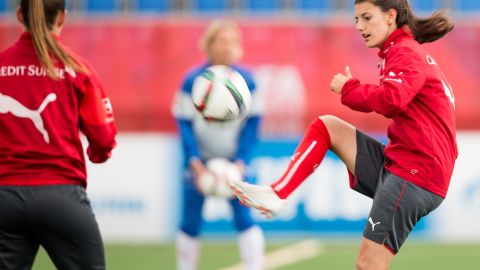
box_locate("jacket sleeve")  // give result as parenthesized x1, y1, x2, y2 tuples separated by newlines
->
(77, 67, 117, 163)
(171, 77, 201, 161)
(235, 116, 260, 162)
(341, 46, 426, 118)
(176, 119, 200, 161)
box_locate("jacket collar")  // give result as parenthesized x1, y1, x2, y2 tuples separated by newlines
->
(378, 27, 413, 58)
(18, 31, 61, 45)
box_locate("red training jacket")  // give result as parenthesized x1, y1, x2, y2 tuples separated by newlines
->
(341, 28, 457, 198)
(0, 32, 117, 187)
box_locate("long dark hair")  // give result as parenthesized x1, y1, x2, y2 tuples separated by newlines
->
(20, 0, 86, 79)
(355, 0, 455, 44)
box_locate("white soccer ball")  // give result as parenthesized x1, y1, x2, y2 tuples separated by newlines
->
(197, 171, 217, 196)
(192, 65, 252, 122)
(198, 158, 243, 199)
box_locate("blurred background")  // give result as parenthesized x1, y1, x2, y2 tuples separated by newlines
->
(1, 0, 480, 269)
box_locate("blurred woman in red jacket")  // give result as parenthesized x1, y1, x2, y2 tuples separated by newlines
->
(0, 0, 116, 269)
(231, 0, 457, 269)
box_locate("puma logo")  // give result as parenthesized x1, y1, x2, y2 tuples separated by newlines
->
(368, 217, 381, 231)
(0, 92, 57, 143)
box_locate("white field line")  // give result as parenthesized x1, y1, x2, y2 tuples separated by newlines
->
(220, 239, 324, 270)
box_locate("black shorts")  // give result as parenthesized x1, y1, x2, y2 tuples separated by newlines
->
(0, 185, 105, 270)
(349, 130, 444, 254)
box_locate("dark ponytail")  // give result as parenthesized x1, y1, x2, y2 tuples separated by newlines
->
(406, 10, 454, 44)
(355, 0, 455, 44)
(20, 0, 86, 79)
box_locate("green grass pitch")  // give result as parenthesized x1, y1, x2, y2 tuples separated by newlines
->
(32, 241, 480, 269)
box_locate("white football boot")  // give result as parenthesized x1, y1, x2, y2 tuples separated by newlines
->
(229, 180, 287, 218)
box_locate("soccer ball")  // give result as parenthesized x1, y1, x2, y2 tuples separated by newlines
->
(192, 65, 252, 121)
(197, 158, 243, 198)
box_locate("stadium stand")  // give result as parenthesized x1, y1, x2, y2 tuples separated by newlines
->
(456, 0, 480, 12)
(86, 0, 118, 13)
(0, 0, 478, 15)
(136, 0, 171, 13)
(295, 0, 334, 14)
(410, 0, 443, 13)
(0, 0, 6, 14)
(245, 0, 283, 13)
(191, 0, 230, 13)
(65, 0, 87, 13)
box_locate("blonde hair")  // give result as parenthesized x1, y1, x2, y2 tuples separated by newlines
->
(199, 19, 243, 61)
(21, 0, 87, 79)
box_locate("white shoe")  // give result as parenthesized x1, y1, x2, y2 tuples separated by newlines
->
(229, 180, 287, 218)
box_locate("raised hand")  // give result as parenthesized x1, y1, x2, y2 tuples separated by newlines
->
(330, 66, 353, 94)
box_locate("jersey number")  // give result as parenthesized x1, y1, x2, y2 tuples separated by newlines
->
(426, 55, 455, 109)
(441, 78, 455, 109)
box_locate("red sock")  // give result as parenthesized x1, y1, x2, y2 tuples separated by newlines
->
(271, 117, 331, 199)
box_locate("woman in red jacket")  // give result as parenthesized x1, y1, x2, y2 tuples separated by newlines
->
(231, 0, 457, 269)
(0, 0, 116, 269)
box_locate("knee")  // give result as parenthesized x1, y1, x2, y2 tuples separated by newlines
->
(355, 256, 388, 270)
(318, 115, 341, 127)
(309, 114, 339, 132)
(355, 256, 367, 270)
(318, 115, 353, 139)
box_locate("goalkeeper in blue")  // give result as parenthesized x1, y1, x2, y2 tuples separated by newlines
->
(171, 20, 265, 270)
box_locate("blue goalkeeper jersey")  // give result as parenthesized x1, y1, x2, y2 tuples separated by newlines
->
(172, 63, 262, 167)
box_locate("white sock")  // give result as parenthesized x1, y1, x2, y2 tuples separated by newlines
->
(176, 231, 200, 270)
(238, 226, 265, 270)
